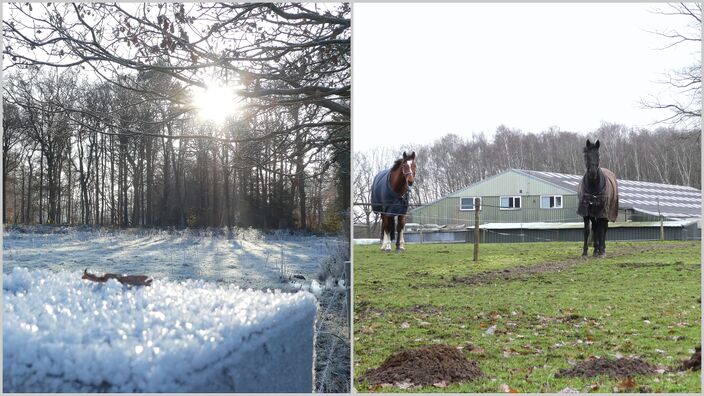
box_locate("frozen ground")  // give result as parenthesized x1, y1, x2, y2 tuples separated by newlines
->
(4, 267, 316, 392)
(3, 226, 333, 291)
(3, 226, 350, 392)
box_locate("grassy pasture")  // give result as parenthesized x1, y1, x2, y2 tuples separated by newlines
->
(354, 241, 701, 393)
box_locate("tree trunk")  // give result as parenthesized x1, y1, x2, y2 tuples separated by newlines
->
(39, 152, 44, 224)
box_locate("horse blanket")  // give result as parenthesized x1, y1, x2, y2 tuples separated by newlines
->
(371, 169, 410, 216)
(577, 167, 619, 222)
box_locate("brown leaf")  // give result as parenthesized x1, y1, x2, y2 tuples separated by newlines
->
(470, 346, 486, 355)
(614, 377, 637, 392)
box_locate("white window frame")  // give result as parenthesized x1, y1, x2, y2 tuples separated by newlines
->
(499, 195, 522, 210)
(459, 196, 481, 211)
(540, 195, 563, 209)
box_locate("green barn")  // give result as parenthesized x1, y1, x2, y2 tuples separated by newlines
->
(405, 169, 700, 242)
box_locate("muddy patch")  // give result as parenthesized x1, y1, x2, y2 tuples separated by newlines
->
(679, 346, 701, 371)
(451, 243, 688, 286)
(616, 261, 698, 270)
(555, 357, 657, 378)
(361, 344, 483, 387)
(451, 260, 579, 286)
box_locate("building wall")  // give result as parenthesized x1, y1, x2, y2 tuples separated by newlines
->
(409, 170, 639, 226)
(409, 194, 583, 226)
(447, 170, 574, 198)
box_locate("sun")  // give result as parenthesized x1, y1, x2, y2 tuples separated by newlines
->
(192, 82, 237, 125)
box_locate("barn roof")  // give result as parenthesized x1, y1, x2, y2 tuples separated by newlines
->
(516, 169, 701, 220)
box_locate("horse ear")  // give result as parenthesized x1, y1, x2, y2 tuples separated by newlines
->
(594, 140, 600, 149)
(586, 139, 592, 148)
(409, 151, 416, 159)
(402, 151, 408, 160)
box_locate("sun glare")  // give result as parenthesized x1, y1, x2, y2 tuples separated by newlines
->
(192, 83, 237, 125)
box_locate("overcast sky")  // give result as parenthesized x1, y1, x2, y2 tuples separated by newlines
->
(353, 3, 700, 152)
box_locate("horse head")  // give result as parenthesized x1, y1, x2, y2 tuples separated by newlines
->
(584, 139, 600, 182)
(401, 151, 417, 187)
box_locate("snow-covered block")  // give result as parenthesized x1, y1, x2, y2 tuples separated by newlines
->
(3, 267, 317, 392)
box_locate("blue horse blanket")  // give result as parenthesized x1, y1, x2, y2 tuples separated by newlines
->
(371, 169, 410, 216)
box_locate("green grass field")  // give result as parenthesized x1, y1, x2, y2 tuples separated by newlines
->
(354, 241, 701, 393)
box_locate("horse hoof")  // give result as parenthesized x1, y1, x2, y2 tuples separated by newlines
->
(384, 247, 392, 253)
(396, 248, 405, 253)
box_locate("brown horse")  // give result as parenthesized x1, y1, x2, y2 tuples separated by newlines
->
(371, 151, 417, 252)
(577, 139, 619, 257)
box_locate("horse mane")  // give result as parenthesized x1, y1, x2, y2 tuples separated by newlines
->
(390, 158, 403, 171)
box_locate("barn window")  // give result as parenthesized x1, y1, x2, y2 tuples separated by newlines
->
(540, 195, 563, 209)
(500, 196, 521, 210)
(460, 197, 481, 211)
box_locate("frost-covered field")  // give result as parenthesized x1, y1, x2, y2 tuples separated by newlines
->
(3, 227, 335, 291)
(3, 226, 349, 393)
(4, 268, 316, 392)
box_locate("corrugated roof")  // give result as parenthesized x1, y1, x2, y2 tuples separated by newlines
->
(517, 169, 701, 220)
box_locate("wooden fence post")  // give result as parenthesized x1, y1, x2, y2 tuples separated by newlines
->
(473, 197, 480, 261)
(658, 198, 664, 241)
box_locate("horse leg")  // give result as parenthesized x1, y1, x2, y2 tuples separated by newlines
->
(591, 218, 601, 257)
(598, 219, 608, 257)
(396, 215, 406, 252)
(380, 216, 390, 251)
(582, 217, 590, 256)
(385, 217, 393, 252)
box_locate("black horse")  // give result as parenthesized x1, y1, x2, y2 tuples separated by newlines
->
(371, 151, 416, 252)
(577, 139, 619, 257)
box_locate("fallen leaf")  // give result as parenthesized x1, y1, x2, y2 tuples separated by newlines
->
(433, 380, 449, 388)
(559, 387, 580, 393)
(400, 322, 410, 329)
(395, 381, 413, 390)
(614, 377, 637, 392)
(470, 347, 486, 355)
(499, 383, 519, 393)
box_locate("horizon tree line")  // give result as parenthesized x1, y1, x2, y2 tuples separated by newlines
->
(353, 124, 700, 227)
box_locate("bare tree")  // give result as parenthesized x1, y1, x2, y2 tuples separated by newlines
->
(643, 3, 701, 130)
